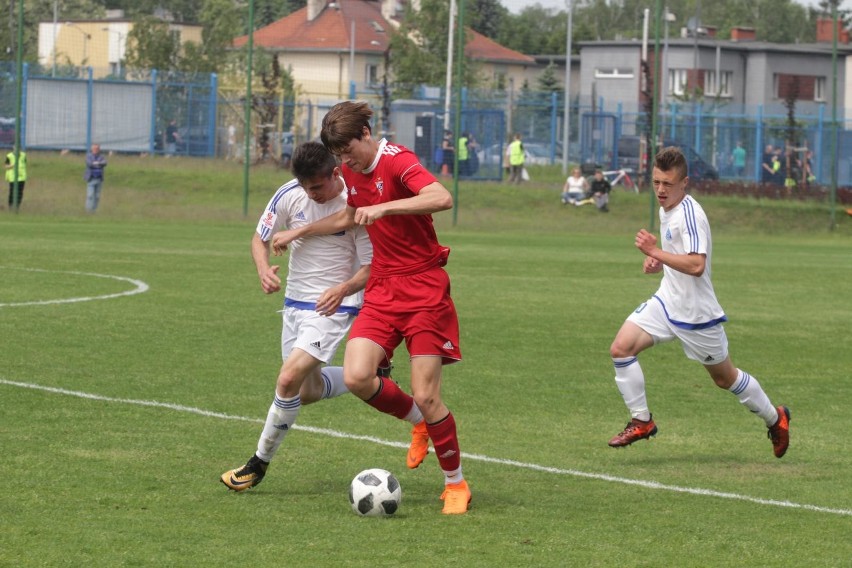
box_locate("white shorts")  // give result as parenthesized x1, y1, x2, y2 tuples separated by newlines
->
(626, 297, 729, 365)
(281, 306, 355, 364)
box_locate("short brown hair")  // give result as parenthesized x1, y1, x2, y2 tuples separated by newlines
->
(654, 146, 688, 180)
(321, 101, 373, 154)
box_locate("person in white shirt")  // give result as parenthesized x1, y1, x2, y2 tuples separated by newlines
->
(562, 167, 589, 205)
(607, 146, 790, 458)
(220, 142, 422, 491)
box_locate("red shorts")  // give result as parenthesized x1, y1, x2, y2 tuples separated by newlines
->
(349, 267, 461, 365)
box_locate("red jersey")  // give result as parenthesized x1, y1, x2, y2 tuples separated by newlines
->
(343, 139, 448, 277)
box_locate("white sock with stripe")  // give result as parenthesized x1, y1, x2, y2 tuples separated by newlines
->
(729, 369, 778, 426)
(256, 394, 301, 462)
(613, 356, 651, 421)
(320, 366, 349, 399)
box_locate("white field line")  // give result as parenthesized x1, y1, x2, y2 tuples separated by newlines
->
(3, 379, 851, 518)
(0, 267, 149, 307)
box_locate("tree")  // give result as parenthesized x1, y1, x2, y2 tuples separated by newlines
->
(124, 15, 179, 72)
(497, 5, 567, 55)
(390, 0, 478, 97)
(466, 0, 508, 39)
(536, 61, 562, 93)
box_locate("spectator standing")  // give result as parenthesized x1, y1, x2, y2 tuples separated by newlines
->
(441, 130, 454, 176)
(760, 145, 775, 184)
(227, 124, 237, 160)
(731, 141, 747, 178)
(4, 145, 27, 211)
(84, 144, 107, 213)
(165, 119, 181, 156)
(457, 132, 470, 177)
(507, 133, 525, 183)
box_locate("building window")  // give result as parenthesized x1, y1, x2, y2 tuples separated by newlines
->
(815, 77, 826, 102)
(774, 73, 822, 101)
(668, 69, 688, 96)
(703, 70, 733, 97)
(594, 68, 634, 79)
(365, 64, 379, 87)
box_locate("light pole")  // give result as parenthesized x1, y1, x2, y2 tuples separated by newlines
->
(561, 0, 573, 175)
(65, 22, 91, 67)
(102, 28, 125, 76)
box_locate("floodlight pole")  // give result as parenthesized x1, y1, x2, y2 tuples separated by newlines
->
(444, 0, 456, 132)
(451, 0, 465, 226)
(242, 0, 256, 217)
(11, 0, 24, 211)
(561, 0, 573, 176)
(829, 0, 838, 231)
(649, 0, 663, 231)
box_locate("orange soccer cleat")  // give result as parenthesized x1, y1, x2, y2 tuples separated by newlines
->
(608, 416, 658, 447)
(407, 421, 430, 469)
(441, 479, 471, 515)
(767, 406, 791, 458)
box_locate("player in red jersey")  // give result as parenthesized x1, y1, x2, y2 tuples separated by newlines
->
(271, 101, 470, 514)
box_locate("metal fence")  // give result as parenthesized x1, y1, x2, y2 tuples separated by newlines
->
(2, 63, 850, 186)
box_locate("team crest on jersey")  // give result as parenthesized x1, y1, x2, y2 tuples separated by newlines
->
(375, 177, 384, 194)
(261, 211, 275, 229)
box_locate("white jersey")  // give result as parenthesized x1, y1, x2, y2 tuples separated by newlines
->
(654, 195, 727, 329)
(256, 179, 372, 312)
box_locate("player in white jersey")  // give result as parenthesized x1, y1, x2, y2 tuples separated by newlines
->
(221, 142, 419, 491)
(607, 146, 790, 458)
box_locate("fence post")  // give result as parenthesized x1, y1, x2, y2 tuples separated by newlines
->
(754, 104, 763, 182)
(815, 104, 824, 184)
(208, 73, 218, 157)
(86, 66, 93, 151)
(21, 63, 28, 147)
(670, 102, 677, 140)
(550, 91, 557, 164)
(149, 69, 158, 154)
(349, 80, 356, 100)
(694, 101, 703, 155)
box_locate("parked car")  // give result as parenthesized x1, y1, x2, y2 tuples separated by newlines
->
(477, 142, 562, 167)
(617, 136, 719, 180)
(0, 117, 15, 147)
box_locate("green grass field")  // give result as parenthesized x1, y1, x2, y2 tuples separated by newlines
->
(1, 153, 851, 566)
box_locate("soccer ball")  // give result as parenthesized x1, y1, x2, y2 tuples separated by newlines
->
(349, 468, 402, 517)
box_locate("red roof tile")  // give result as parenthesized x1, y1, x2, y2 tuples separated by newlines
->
(233, 0, 533, 63)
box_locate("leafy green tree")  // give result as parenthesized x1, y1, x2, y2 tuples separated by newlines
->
(1, 0, 104, 64)
(390, 0, 478, 97)
(467, 0, 508, 38)
(124, 15, 179, 72)
(497, 5, 567, 55)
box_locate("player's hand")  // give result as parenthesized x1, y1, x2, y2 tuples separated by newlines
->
(353, 205, 385, 226)
(635, 229, 658, 256)
(643, 256, 663, 274)
(260, 265, 282, 294)
(315, 284, 346, 316)
(271, 230, 297, 255)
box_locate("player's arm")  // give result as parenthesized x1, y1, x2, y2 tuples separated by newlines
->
(251, 232, 282, 294)
(315, 263, 371, 317)
(353, 182, 452, 225)
(271, 207, 355, 256)
(635, 229, 706, 277)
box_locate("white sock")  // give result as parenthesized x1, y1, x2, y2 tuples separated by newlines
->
(613, 356, 651, 421)
(404, 402, 423, 426)
(256, 394, 301, 462)
(729, 369, 778, 426)
(443, 468, 464, 485)
(320, 366, 349, 399)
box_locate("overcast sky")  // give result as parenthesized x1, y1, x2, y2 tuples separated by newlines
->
(500, 0, 841, 15)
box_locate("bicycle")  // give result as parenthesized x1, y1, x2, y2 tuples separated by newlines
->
(602, 168, 637, 193)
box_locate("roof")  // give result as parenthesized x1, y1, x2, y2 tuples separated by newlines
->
(233, 0, 534, 64)
(578, 38, 852, 56)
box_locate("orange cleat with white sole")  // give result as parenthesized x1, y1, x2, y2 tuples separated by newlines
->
(441, 479, 471, 514)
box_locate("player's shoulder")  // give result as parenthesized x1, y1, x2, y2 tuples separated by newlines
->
(267, 179, 303, 207)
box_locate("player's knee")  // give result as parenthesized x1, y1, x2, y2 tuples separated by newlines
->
(275, 369, 302, 395)
(610, 339, 632, 359)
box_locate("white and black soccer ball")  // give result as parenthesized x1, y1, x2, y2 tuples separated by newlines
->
(349, 468, 402, 517)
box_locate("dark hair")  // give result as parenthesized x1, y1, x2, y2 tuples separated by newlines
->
(321, 101, 373, 154)
(654, 146, 688, 179)
(291, 141, 338, 182)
